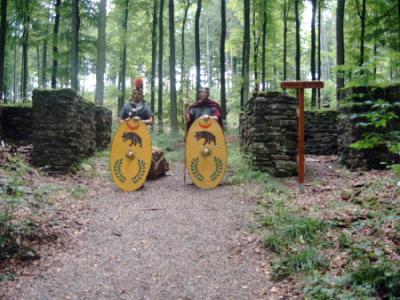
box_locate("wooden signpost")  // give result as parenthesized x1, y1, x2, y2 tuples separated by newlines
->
(280, 81, 324, 191)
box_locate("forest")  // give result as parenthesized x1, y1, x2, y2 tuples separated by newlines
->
(0, 0, 399, 129)
(1, 0, 400, 299)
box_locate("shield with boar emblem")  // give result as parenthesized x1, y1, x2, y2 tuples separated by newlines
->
(185, 118, 227, 189)
(110, 119, 152, 191)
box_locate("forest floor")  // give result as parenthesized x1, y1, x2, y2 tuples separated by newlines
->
(0, 136, 399, 299)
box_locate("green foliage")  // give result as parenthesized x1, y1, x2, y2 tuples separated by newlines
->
(273, 248, 329, 280)
(0, 155, 56, 266)
(152, 131, 184, 162)
(227, 142, 287, 194)
(351, 98, 400, 158)
(304, 259, 400, 299)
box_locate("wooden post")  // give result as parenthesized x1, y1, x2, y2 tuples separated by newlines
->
(280, 81, 324, 191)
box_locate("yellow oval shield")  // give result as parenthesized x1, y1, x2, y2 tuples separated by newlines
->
(110, 119, 152, 191)
(185, 118, 227, 189)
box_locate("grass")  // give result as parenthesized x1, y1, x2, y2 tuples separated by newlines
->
(0, 153, 79, 280)
(70, 186, 89, 199)
(227, 141, 287, 194)
(152, 131, 184, 162)
(227, 135, 400, 298)
(272, 248, 329, 280)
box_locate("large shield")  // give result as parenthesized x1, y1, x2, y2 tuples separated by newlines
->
(185, 118, 227, 189)
(110, 119, 152, 191)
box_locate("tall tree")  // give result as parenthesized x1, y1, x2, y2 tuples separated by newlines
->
(41, 1, 51, 89)
(240, 0, 250, 108)
(283, 0, 290, 82)
(71, 0, 80, 91)
(220, 0, 227, 119)
(336, 0, 345, 94)
(311, 0, 317, 107)
(118, 0, 129, 113)
(51, 0, 61, 89)
(317, 0, 322, 107)
(252, 2, 259, 92)
(180, 0, 192, 125)
(168, 0, 178, 131)
(0, 0, 8, 101)
(261, 0, 267, 90)
(195, 0, 202, 92)
(356, 0, 366, 68)
(397, 0, 400, 77)
(95, 0, 107, 105)
(295, 0, 300, 80)
(158, 0, 164, 130)
(150, 0, 158, 114)
(21, 3, 30, 100)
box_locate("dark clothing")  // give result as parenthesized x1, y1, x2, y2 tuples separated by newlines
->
(186, 98, 223, 130)
(120, 101, 153, 121)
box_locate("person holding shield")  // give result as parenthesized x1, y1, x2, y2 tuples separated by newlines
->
(119, 78, 154, 126)
(185, 87, 223, 130)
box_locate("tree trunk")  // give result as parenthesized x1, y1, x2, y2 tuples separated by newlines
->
(195, 0, 202, 92)
(118, 0, 129, 114)
(356, 0, 366, 68)
(206, 14, 211, 88)
(71, 0, 80, 91)
(240, 0, 250, 108)
(311, 0, 316, 108)
(295, 0, 300, 80)
(13, 26, 16, 102)
(261, 0, 267, 91)
(21, 12, 29, 101)
(158, 0, 164, 131)
(180, 0, 190, 125)
(317, 0, 321, 107)
(41, 40, 48, 88)
(283, 0, 289, 82)
(95, 0, 106, 105)
(336, 0, 345, 95)
(0, 0, 8, 102)
(373, 38, 377, 80)
(37, 44, 41, 86)
(168, 0, 178, 132)
(252, 2, 259, 92)
(151, 0, 158, 115)
(398, 0, 400, 53)
(51, 0, 61, 89)
(220, 0, 227, 120)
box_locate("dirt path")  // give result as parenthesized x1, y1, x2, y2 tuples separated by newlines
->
(3, 163, 269, 300)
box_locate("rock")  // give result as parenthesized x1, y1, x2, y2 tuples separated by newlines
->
(239, 92, 298, 177)
(0, 106, 33, 145)
(304, 111, 339, 155)
(147, 147, 169, 180)
(20, 249, 41, 261)
(31, 89, 113, 174)
(81, 163, 92, 172)
(338, 85, 400, 170)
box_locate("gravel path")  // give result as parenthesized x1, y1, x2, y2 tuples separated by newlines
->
(4, 163, 269, 300)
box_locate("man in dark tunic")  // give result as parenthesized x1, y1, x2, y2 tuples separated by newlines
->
(119, 78, 154, 125)
(185, 87, 223, 130)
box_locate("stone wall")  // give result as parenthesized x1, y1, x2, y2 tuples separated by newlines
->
(95, 106, 112, 149)
(338, 85, 400, 169)
(0, 106, 33, 145)
(240, 92, 298, 177)
(305, 111, 339, 155)
(32, 89, 95, 173)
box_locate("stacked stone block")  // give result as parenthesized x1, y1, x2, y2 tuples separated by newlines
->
(32, 89, 96, 173)
(0, 106, 33, 145)
(240, 92, 298, 177)
(338, 85, 400, 169)
(305, 111, 339, 155)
